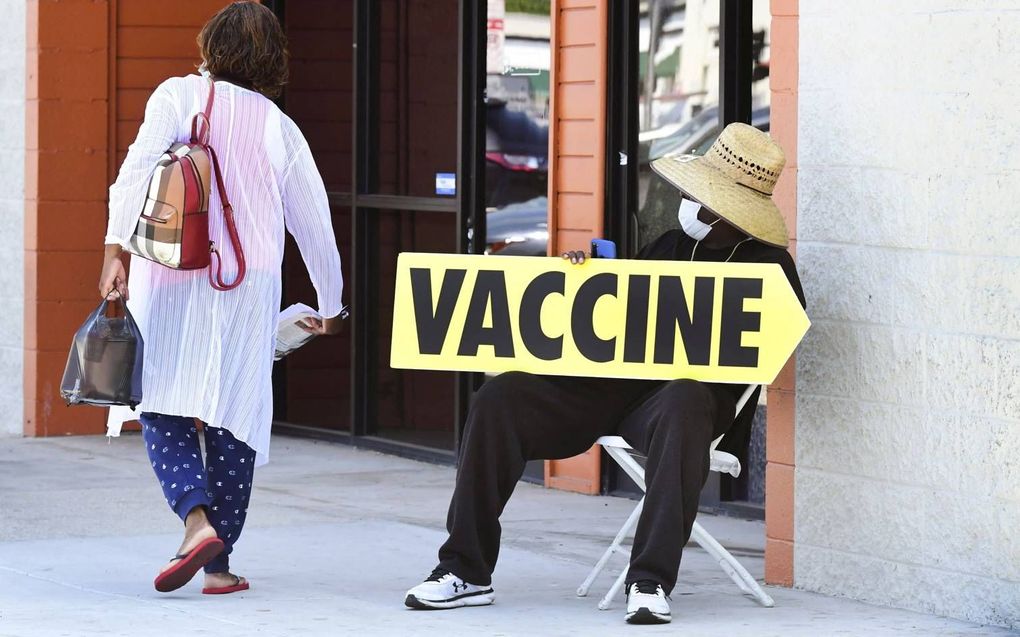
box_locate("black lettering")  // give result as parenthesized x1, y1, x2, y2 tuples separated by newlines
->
(571, 273, 618, 363)
(457, 270, 515, 357)
(410, 268, 466, 355)
(654, 276, 714, 365)
(519, 271, 565, 360)
(719, 277, 762, 367)
(623, 275, 650, 363)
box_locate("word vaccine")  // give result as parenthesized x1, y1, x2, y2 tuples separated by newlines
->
(390, 253, 809, 384)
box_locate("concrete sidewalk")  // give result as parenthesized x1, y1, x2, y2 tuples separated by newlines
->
(0, 434, 1013, 636)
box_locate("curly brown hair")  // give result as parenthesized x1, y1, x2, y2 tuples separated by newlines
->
(197, 1, 288, 99)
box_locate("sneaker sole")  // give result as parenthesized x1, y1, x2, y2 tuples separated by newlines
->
(626, 607, 671, 624)
(404, 590, 495, 610)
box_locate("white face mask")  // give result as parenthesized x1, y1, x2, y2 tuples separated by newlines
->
(677, 198, 718, 241)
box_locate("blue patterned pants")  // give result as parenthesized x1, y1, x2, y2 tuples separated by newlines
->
(140, 413, 256, 574)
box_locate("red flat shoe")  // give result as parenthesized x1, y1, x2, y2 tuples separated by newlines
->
(203, 574, 249, 595)
(153, 537, 225, 593)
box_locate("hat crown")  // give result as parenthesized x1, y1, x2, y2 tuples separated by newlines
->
(703, 123, 785, 195)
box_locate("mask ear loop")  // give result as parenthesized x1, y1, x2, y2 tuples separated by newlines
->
(689, 218, 722, 262)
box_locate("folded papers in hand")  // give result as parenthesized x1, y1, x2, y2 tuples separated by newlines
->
(275, 303, 320, 360)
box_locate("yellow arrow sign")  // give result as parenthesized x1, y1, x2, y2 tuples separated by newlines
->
(390, 253, 809, 384)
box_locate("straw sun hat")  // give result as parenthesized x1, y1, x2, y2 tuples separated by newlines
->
(651, 122, 790, 248)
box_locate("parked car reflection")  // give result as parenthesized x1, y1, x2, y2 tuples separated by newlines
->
(486, 100, 549, 210)
(485, 196, 548, 256)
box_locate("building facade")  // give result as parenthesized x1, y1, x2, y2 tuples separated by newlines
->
(10, 0, 1018, 629)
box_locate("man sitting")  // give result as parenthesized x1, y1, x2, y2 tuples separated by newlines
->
(404, 124, 806, 625)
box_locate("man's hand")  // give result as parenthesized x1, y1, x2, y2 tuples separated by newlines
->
(298, 315, 345, 336)
(562, 250, 588, 265)
(99, 244, 129, 300)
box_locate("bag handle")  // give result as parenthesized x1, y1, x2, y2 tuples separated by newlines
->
(207, 145, 247, 291)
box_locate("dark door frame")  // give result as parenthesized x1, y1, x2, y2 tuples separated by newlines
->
(273, 0, 486, 465)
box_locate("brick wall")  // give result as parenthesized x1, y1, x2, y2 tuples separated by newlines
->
(0, 0, 24, 436)
(795, 1, 1020, 628)
(544, 0, 609, 494)
(764, 0, 798, 587)
(25, 1, 232, 437)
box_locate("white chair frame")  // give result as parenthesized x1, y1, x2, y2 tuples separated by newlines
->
(577, 384, 776, 610)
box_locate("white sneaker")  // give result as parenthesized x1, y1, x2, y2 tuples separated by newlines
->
(405, 568, 495, 610)
(626, 581, 671, 624)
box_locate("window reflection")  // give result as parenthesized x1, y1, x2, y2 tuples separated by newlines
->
(636, 0, 771, 252)
(484, 0, 550, 257)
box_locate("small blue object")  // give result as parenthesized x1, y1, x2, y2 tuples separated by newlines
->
(590, 239, 617, 259)
(435, 172, 456, 196)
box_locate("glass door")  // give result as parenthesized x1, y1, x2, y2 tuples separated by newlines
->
(275, 0, 489, 460)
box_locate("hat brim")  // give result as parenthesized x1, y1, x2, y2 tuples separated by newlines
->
(651, 154, 790, 248)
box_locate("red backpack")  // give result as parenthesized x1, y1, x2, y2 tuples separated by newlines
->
(126, 80, 246, 291)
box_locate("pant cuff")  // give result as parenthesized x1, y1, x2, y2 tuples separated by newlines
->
(173, 488, 212, 522)
(204, 551, 230, 574)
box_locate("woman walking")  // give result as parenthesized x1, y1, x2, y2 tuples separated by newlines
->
(98, 2, 344, 594)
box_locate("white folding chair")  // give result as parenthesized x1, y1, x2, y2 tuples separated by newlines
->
(577, 384, 776, 610)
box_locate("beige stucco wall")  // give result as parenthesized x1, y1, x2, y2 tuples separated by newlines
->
(0, 0, 24, 436)
(794, 1, 1019, 628)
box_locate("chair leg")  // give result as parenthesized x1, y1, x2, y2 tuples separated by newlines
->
(577, 497, 644, 597)
(599, 562, 631, 611)
(690, 521, 775, 608)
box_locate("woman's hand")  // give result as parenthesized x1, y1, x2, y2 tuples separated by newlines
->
(99, 244, 130, 300)
(298, 315, 345, 336)
(562, 250, 588, 265)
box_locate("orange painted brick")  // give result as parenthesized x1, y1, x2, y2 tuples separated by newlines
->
(117, 58, 201, 91)
(770, 17, 798, 93)
(556, 192, 596, 230)
(28, 396, 107, 437)
(772, 353, 796, 392)
(765, 538, 794, 586)
(771, 0, 798, 17)
(115, 89, 150, 123)
(555, 229, 597, 254)
(766, 461, 795, 542)
(35, 250, 104, 305)
(118, 2, 226, 28)
(766, 388, 796, 465)
(37, 99, 108, 152)
(32, 201, 108, 252)
(117, 26, 199, 59)
(36, 49, 107, 101)
(558, 156, 598, 194)
(556, 83, 598, 120)
(36, 149, 109, 202)
(558, 7, 598, 47)
(37, 0, 108, 50)
(557, 120, 596, 156)
(25, 148, 40, 199)
(559, 45, 599, 83)
(25, 101, 39, 152)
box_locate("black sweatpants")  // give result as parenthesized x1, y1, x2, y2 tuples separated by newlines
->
(437, 371, 737, 595)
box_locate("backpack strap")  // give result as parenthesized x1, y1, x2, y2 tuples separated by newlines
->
(193, 78, 246, 291)
(191, 80, 215, 145)
(207, 145, 246, 291)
